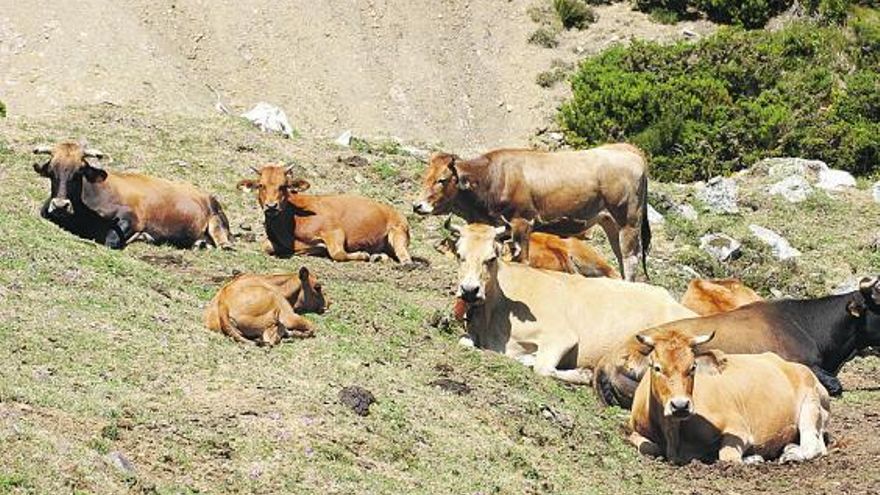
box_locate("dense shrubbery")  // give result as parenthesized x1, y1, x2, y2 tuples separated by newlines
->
(635, 0, 876, 27)
(560, 18, 880, 182)
(553, 0, 596, 29)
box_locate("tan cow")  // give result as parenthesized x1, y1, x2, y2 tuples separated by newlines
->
(629, 327, 830, 465)
(204, 268, 328, 345)
(504, 217, 620, 278)
(239, 164, 412, 263)
(681, 278, 762, 316)
(449, 223, 696, 382)
(413, 143, 650, 281)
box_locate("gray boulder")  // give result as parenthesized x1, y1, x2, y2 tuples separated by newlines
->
(697, 177, 739, 214)
(699, 233, 741, 262)
(816, 168, 856, 192)
(671, 203, 698, 221)
(241, 102, 293, 138)
(749, 224, 801, 261)
(768, 175, 813, 203)
(873, 181, 880, 204)
(647, 204, 665, 225)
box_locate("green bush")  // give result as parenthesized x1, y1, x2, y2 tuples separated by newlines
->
(529, 26, 560, 47)
(559, 20, 880, 182)
(553, 0, 596, 29)
(0, 100, 5, 118)
(636, 0, 791, 27)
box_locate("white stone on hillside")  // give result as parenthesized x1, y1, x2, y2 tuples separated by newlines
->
(872, 181, 880, 203)
(759, 157, 828, 179)
(816, 168, 856, 191)
(647, 205, 664, 224)
(240, 102, 293, 138)
(335, 130, 353, 147)
(672, 203, 698, 221)
(768, 175, 813, 203)
(697, 176, 739, 214)
(699, 233, 741, 262)
(749, 224, 801, 261)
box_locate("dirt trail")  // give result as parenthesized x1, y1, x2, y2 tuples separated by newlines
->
(0, 1, 712, 152)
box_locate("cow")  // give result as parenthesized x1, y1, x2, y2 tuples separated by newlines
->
(448, 223, 696, 383)
(413, 143, 650, 281)
(595, 276, 880, 408)
(629, 327, 830, 465)
(238, 164, 412, 263)
(680, 278, 762, 316)
(504, 217, 620, 279)
(204, 267, 328, 345)
(32, 141, 232, 249)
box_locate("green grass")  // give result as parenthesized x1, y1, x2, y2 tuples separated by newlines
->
(1, 105, 878, 493)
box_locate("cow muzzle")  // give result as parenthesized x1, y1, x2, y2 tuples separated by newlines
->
(412, 201, 433, 215)
(263, 203, 281, 217)
(665, 397, 694, 420)
(457, 283, 484, 304)
(47, 198, 73, 216)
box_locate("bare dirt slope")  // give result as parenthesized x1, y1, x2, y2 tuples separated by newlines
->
(0, 0, 712, 152)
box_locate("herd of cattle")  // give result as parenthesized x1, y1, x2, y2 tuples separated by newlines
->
(30, 140, 880, 466)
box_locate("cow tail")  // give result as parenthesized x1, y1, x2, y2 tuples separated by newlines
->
(210, 196, 231, 233)
(594, 366, 621, 408)
(640, 175, 651, 280)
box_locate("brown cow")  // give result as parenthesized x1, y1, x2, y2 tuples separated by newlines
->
(238, 164, 412, 263)
(204, 268, 328, 345)
(629, 327, 830, 465)
(32, 141, 232, 249)
(504, 217, 620, 278)
(595, 277, 880, 408)
(680, 278, 762, 316)
(413, 143, 650, 281)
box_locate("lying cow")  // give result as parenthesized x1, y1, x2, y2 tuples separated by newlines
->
(204, 268, 328, 345)
(629, 327, 830, 465)
(595, 277, 880, 407)
(504, 217, 620, 278)
(32, 141, 232, 249)
(680, 278, 762, 316)
(449, 223, 696, 382)
(238, 164, 412, 263)
(414, 143, 650, 281)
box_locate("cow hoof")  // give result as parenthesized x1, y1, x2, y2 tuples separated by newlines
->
(778, 444, 806, 464)
(369, 253, 389, 263)
(743, 455, 765, 464)
(457, 335, 475, 348)
(516, 354, 537, 367)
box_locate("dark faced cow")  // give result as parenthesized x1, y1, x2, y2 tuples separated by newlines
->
(413, 143, 650, 281)
(33, 141, 232, 249)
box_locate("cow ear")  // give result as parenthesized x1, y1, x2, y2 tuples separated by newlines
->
(694, 350, 726, 375)
(237, 179, 258, 192)
(457, 172, 476, 191)
(33, 160, 50, 177)
(848, 299, 865, 318)
(82, 160, 108, 183)
(288, 178, 311, 192)
(298, 266, 310, 281)
(635, 333, 655, 349)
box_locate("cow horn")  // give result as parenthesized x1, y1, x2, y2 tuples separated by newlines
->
(83, 148, 104, 158)
(635, 334, 655, 349)
(249, 165, 261, 175)
(284, 163, 296, 175)
(691, 331, 716, 347)
(33, 145, 53, 155)
(859, 276, 879, 293)
(494, 225, 507, 237)
(443, 215, 461, 235)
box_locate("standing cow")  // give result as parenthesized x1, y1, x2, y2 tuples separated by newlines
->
(413, 143, 650, 281)
(32, 141, 232, 249)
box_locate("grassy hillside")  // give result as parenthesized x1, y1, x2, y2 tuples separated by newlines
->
(1, 106, 879, 494)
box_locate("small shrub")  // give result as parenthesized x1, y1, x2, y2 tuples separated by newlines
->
(636, 0, 793, 28)
(0, 100, 5, 118)
(528, 26, 560, 47)
(650, 8, 684, 23)
(553, 0, 596, 29)
(536, 59, 574, 88)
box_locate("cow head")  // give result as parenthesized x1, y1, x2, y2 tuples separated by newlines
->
(413, 152, 460, 215)
(32, 141, 107, 217)
(294, 266, 329, 315)
(445, 219, 506, 304)
(502, 216, 535, 262)
(852, 276, 880, 345)
(237, 163, 310, 217)
(636, 328, 719, 421)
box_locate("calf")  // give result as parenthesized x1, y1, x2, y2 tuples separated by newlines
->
(596, 277, 880, 407)
(504, 217, 620, 278)
(32, 141, 231, 249)
(414, 143, 650, 280)
(239, 164, 412, 263)
(204, 268, 328, 345)
(450, 223, 695, 383)
(629, 327, 830, 465)
(680, 278, 762, 316)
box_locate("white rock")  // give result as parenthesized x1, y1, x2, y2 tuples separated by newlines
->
(335, 130, 353, 147)
(768, 175, 813, 203)
(106, 451, 136, 475)
(749, 224, 801, 261)
(400, 145, 429, 160)
(672, 203, 698, 221)
(816, 168, 856, 191)
(647, 204, 664, 224)
(873, 182, 880, 204)
(548, 132, 564, 142)
(697, 176, 739, 214)
(759, 157, 828, 179)
(831, 277, 862, 295)
(240, 102, 293, 138)
(699, 233, 741, 262)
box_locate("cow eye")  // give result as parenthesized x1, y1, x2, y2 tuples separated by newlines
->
(314, 283, 322, 292)
(689, 364, 697, 375)
(652, 364, 661, 373)
(437, 178, 448, 185)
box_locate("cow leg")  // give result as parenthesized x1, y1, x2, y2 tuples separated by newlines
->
(277, 300, 316, 339)
(552, 368, 593, 385)
(619, 225, 641, 282)
(321, 230, 370, 262)
(629, 431, 663, 457)
(105, 216, 134, 250)
(598, 215, 624, 278)
(779, 390, 830, 463)
(207, 214, 233, 250)
(260, 324, 283, 347)
(811, 366, 843, 396)
(387, 225, 413, 264)
(718, 432, 748, 463)
(532, 339, 577, 380)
